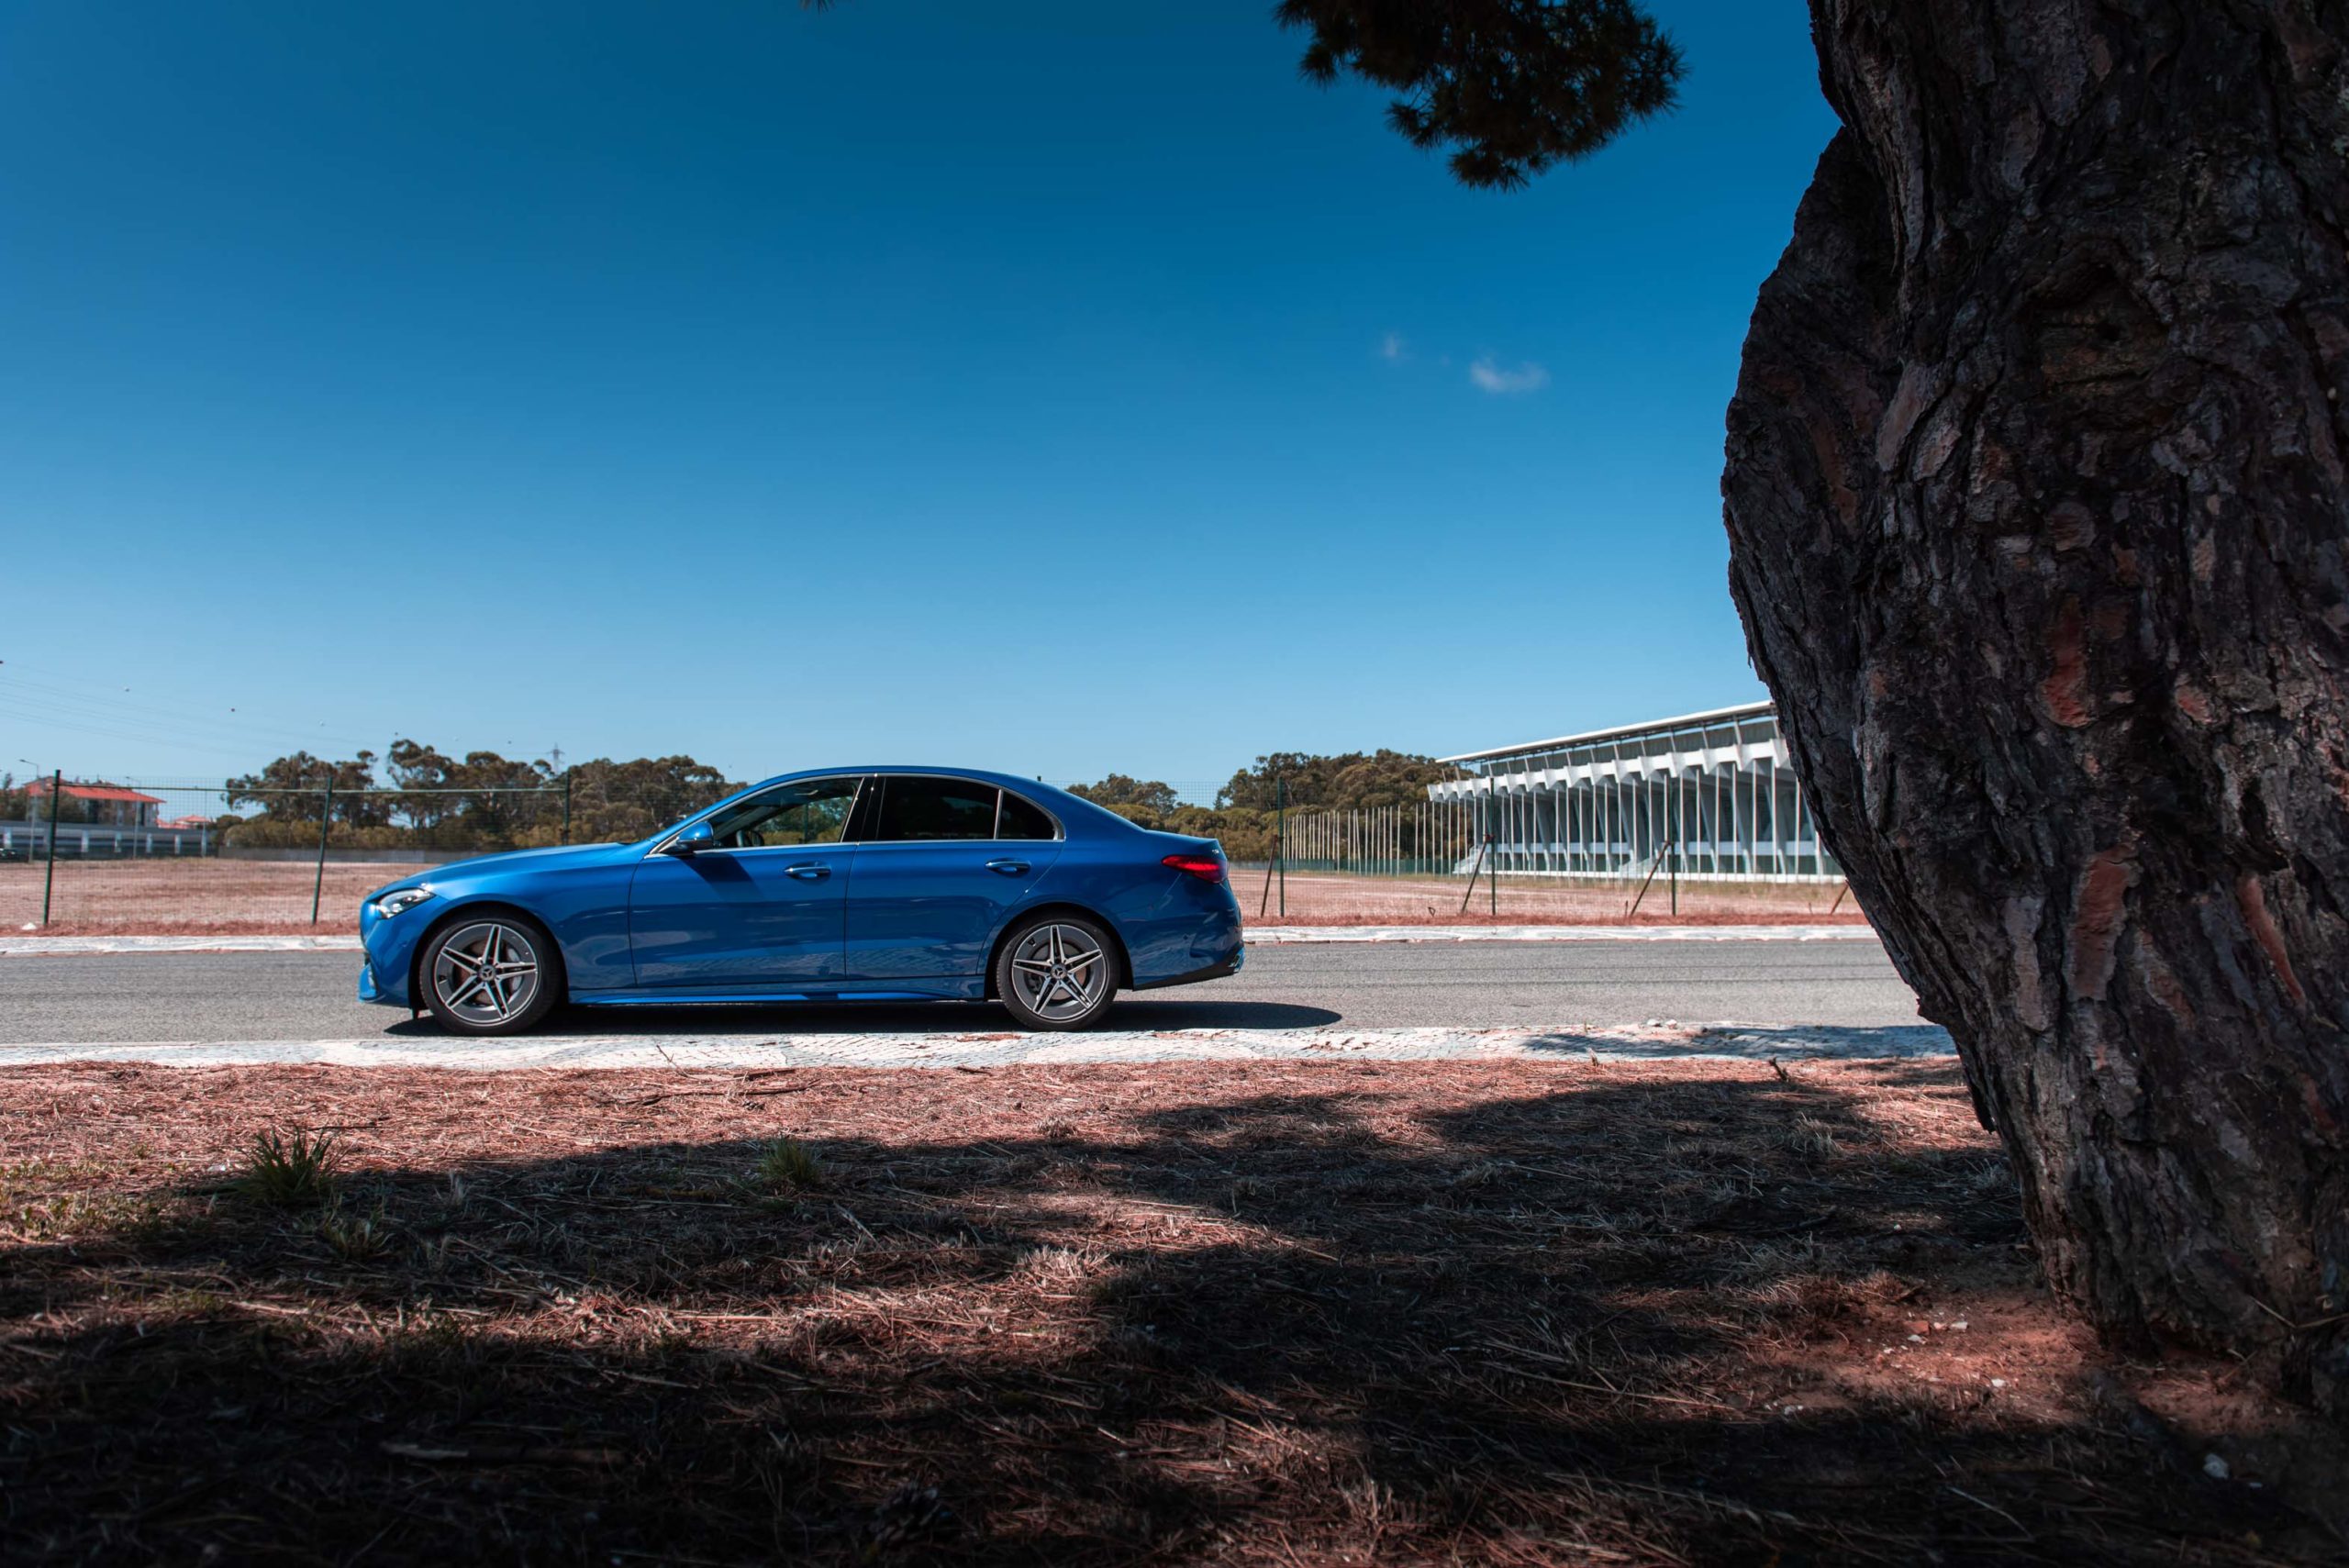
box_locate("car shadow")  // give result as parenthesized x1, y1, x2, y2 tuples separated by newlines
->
(380, 996, 1344, 1038)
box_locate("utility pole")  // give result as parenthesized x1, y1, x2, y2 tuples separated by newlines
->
(39, 769, 61, 928)
(310, 779, 334, 927)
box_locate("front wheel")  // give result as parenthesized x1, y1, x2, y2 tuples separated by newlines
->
(996, 914, 1119, 1030)
(419, 915, 562, 1036)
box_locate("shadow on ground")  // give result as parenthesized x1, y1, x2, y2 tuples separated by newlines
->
(378, 997, 1348, 1038)
(2, 1059, 2340, 1563)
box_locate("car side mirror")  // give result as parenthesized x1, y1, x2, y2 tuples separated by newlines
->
(663, 820, 715, 856)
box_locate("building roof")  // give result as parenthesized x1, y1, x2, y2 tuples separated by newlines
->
(1439, 700, 1776, 765)
(27, 781, 165, 806)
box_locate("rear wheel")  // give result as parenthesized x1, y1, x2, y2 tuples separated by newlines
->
(996, 914, 1119, 1030)
(419, 915, 561, 1036)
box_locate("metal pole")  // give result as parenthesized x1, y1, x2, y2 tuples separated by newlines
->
(39, 769, 61, 927)
(310, 779, 334, 927)
(562, 775, 573, 846)
(1275, 774, 1285, 919)
(1489, 774, 1498, 917)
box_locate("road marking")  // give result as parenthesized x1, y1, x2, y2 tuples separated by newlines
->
(0, 924, 1877, 958)
(0, 1021, 1952, 1071)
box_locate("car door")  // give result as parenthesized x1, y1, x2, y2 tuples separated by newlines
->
(841, 776, 1063, 981)
(628, 776, 865, 989)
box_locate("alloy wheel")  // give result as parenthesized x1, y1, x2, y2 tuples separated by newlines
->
(431, 921, 541, 1028)
(1008, 922, 1109, 1023)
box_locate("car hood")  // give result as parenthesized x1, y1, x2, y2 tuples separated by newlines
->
(364, 841, 638, 901)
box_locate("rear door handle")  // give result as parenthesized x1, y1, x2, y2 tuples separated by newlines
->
(985, 858, 1030, 876)
(785, 862, 831, 881)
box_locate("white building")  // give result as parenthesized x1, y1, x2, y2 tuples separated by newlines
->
(1429, 701, 1840, 883)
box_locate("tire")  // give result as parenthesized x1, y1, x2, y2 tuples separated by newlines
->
(418, 913, 562, 1036)
(995, 913, 1120, 1031)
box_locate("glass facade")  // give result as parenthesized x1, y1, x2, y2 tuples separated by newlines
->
(1429, 702, 1841, 882)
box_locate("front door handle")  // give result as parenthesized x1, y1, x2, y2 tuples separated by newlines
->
(985, 858, 1030, 876)
(785, 862, 831, 881)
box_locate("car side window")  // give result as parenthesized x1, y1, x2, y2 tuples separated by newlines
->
(996, 790, 1058, 840)
(869, 777, 1000, 841)
(704, 777, 861, 850)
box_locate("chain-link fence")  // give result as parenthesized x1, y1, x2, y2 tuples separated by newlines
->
(1, 770, 1854, 932)
(1, 773, 736, 932)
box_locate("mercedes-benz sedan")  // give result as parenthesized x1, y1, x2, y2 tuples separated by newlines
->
(358, 768, 1243, 1034)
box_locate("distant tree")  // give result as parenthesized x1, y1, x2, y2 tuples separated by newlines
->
(1218, 751, 1459, 813)
(226, 751, 380, 826)
(562, 755, 738, 844)
(1069, 774, 1182, 822)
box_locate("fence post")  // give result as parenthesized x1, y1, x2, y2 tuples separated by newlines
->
(561, 776, 573, 846)
(310, 780, 334, 927)
(39, 769, 62, 927)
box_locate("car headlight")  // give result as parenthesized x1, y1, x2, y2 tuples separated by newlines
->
(372, 887, 434, 918)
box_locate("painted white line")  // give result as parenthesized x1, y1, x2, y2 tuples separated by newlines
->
(0, 1022, 1952, 1071)
(0, 924, 1876, 957)
(1242, 924, 1877, 943)
(0, 934, 363, 955)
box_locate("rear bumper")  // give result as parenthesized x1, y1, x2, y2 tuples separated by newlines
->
(1132, 944, 1243, 991)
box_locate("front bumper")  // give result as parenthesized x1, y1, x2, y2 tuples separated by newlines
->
(356, 898, 427, 1007)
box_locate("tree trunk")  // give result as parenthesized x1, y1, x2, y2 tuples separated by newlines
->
(1723, 1, 2349, 1408)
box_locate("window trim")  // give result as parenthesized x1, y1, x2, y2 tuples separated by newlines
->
(851, 774, 1064, 846)
(653, 775, 870, 857)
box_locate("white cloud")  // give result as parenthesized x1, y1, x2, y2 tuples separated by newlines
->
(1378, 330, 1408, 362)
(1468, 356, 1550, 395)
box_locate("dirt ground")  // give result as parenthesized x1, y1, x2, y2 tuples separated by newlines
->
(1, 860, 412, 934)
(1230, 867, 1864, 927)
(4, 1058, 2340, 1564)
(6, 860, 1865, 935)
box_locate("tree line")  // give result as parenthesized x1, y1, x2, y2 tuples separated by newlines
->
(1070, 750, 1464, 862)
(212, 743, 738, 851)
(168, 744, 1463, 858)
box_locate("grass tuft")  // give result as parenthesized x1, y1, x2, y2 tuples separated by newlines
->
(752, 1136, 825, 1194)
(1787, 1112, 1842, 1162)
(317, 1199, 391, 1260)
(238, 1129, 340, 1207)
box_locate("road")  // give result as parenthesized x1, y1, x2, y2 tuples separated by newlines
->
(0, 939, 1921, 1043)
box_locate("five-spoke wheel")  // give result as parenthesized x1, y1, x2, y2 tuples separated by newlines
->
(420, 916, 561, 1035)
(996, 915, 1118, 1029)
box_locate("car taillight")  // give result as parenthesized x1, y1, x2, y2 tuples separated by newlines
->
(1162, 853, 1225, 884)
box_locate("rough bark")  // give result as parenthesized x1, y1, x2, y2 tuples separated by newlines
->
(1723, 1, 2349, 1408)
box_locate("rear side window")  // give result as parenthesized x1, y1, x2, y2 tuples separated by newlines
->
(869, 777, 999, 841)
(996, 790, 1058, 840)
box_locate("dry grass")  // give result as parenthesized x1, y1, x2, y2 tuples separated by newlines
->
(3, 1058, 2341, 1563)
(6, 860, 1865, 935)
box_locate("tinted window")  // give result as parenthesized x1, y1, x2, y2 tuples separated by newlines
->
(871, 777, 999, 841)
(704, 777, 860, 849)
(996, 790, 1058, 840)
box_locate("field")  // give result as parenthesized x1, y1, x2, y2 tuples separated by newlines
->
(4, 860, 1863, 935)
(4, 1056, 2340, 1563)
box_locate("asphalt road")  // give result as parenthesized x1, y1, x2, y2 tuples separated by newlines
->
(0, 940, 1920, 1043)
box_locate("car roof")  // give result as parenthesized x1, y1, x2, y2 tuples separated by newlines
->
(727, 766, 1138, 832)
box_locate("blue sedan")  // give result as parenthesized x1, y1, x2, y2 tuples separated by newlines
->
(358, 768, 1244, 1034)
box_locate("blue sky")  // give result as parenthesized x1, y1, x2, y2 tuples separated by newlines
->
(0, 1, 1835, 790)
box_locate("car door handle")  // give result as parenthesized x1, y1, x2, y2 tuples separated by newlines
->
(785, 862, 831, 881)
(985, 858, 1030, 876)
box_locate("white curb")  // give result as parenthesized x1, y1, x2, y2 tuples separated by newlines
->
(0, 1021, 1951, 1071)
(0, 924, 1876, 957)
(1241, 924, 1876, 943)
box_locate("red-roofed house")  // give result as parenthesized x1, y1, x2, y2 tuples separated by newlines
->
(27, 780, 165, 828)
